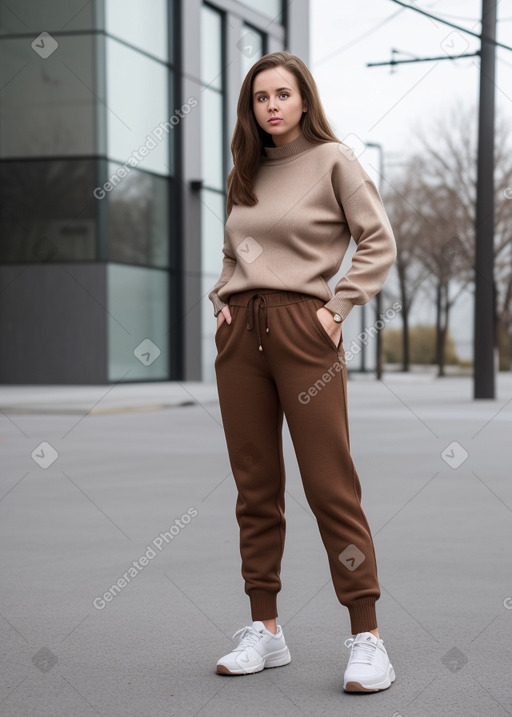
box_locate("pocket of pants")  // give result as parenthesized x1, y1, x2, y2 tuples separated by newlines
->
(214, 317, 227, 348)
(214, 307, 234, 350)
(308, 300, 343, 352)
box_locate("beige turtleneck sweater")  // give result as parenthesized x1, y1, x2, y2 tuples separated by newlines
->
(208, 133, 396, 320)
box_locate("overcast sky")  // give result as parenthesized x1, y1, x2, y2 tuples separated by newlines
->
(310, 0, 511, 164)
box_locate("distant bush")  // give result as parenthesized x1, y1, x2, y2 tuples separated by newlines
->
(498, 326, 511, 371)
(383, 325, 459, 365)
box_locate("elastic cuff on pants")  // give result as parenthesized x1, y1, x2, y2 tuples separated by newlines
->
(249, 590, 278, 621)
(347, 597, 378, 634)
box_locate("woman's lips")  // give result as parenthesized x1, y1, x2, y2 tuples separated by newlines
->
(268, 118, 282, 125)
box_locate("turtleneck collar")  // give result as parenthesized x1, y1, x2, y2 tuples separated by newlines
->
(262, 132, 316, 161)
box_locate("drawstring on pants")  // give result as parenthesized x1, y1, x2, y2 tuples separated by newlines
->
(246, 293, 270, 351)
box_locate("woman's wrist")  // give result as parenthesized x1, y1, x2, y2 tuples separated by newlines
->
(318, 306, 342, 325)
(316, 306, 342, 340)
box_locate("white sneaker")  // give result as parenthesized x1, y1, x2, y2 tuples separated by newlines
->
(216, 621, 291, 675)
(343, 632, 395, 692)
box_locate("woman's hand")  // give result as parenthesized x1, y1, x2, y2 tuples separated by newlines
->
(316, 307, 342, 346)
(216, 306, 232, 330)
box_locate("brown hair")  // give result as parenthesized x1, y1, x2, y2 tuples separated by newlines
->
(226, 51, 339, 214)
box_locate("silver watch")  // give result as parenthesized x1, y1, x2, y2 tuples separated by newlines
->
(332, 313, 342, 323)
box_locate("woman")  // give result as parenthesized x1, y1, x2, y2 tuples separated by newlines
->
(209, 51, 396, 693)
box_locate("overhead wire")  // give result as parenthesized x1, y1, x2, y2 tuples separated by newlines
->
(387, 0, 512, 52)
(313, 7, 405, 66)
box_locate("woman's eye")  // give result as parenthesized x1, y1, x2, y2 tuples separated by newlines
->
(256, 93, 289, 102)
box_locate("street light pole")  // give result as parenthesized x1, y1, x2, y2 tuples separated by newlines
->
(473, 0, 497, 398)
(366, 142, 384, 380)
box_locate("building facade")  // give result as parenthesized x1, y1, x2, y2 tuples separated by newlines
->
(0, 0, 309, 384)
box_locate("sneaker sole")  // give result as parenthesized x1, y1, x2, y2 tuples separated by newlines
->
(217, 648, 291, 676)
(344, 665, 395, 693)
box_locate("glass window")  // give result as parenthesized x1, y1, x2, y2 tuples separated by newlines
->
(105, 0, 168, 62)
(201, 88, 224, 190)
(200, 4, 225, 378)
(0, 0, 94, 34)
(240, 24, 265, 78)
(201, 4, 223, 90)
(0, 159, 97, 261)
(0, 34, 96, 158)
(202, 189, 225, 277)
(107, 164, 169, 267)
(107, 264, 169, 381)
(235, 0, 281, 22)
(106, 38, 170, 176)
(201, 189, 225, 381)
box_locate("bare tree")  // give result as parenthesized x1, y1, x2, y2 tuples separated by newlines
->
(382, 164, 427, 371)
(417, 106, 512, 374)
(386, 105, 512, 374)
(494, 121, 512, 369)
(413, 171, 472, 375)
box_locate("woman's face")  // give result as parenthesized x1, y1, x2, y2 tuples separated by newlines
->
(252, 66, 307, 147)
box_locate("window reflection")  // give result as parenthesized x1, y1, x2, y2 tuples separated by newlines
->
(201, 88, 224, 191)
(106, 38, 170, 176)
(201, 189, 225, 277)
(108, 164, 169, 268)
(240, 24, 265, 77)
(0, 35, 96, 158)
(0, 159, 96, 261)
(201, 189, 225, 381)
(105, 0, 168, 61)
(107, 264, 169, 381)
(235, 0, 281, 21)
(201, 5, 223, 90)
(0, 0, 94, 33)
(200, 4, 226, 379)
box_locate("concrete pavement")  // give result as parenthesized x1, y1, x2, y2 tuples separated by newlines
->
(1, 372, 511, 716)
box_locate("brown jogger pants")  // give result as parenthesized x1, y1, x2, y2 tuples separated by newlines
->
(214, 289, 380, 635)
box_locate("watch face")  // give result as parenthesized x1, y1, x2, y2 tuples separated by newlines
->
(333, 313, 342, 323)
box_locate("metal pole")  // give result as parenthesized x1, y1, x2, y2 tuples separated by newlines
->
(367, 142, 384, 380)
(474, 0, 497, 398)
(360, 304, 367, 372)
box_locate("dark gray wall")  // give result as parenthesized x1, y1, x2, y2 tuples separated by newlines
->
(0, 264, 108, 384)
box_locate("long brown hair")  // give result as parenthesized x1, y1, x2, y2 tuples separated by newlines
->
(227, 51, 339, 214)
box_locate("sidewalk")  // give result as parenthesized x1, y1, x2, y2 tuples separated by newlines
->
(1, 372, 511, 717)
(0, 381, 219, 414)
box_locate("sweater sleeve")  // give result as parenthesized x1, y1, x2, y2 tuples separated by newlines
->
(208, 237, 237, 316)
(324, 154, 397, 321)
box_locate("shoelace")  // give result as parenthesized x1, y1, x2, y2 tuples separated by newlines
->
(344, 636, 379, 665)
(232, 625, 264, 652)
